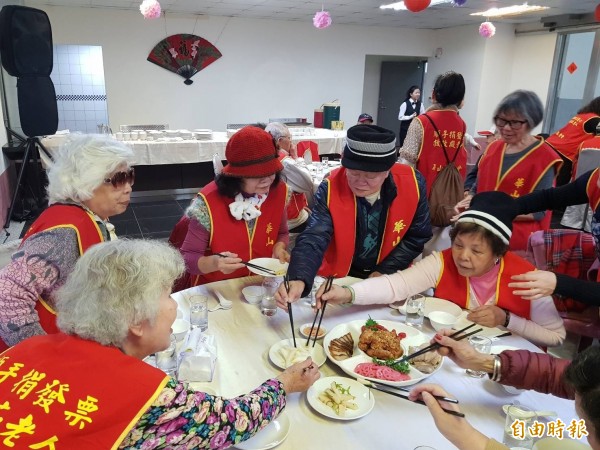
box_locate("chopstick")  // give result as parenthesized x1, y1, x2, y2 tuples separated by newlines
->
(365, 384, 465, 418)
(215, 253, 278, 276)
(306, 276, 334, 347)
(399, 323, 480, 363)
(389, 385, 459, 404)
(284, 276, 296, 348)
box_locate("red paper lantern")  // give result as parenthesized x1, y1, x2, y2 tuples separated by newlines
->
(595, 4, 600, 22)
(404, 0, 431, 13)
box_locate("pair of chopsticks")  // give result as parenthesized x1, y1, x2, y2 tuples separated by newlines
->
(215, 253, 278, 276)
(361, 380, 464, 418)
(284, 276, 297, 348)
(398, 323, 482, 363)
(306, 276, 334, 347)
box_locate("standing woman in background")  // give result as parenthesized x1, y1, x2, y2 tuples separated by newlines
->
(398, 85, 425, 148)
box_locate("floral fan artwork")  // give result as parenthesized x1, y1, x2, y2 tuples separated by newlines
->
(147, 34, 222, 85)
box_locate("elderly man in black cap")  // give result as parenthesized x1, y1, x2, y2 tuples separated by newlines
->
(276, 124, 432, 305)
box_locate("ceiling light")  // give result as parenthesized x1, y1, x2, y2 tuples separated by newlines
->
(380, 0, 452, 11)
(470, 4, 549, 18)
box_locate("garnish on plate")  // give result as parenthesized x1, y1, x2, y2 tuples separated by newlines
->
(372, 357, 410, 374)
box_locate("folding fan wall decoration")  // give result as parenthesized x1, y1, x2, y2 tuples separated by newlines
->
(147, 34, 222, 85)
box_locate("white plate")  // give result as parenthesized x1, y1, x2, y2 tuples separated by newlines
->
(234, 414, 290, 450)
(323, 320, 443, 387)
(533, 437, 591, 450)
(306, 376, 375, 420)
(392, 296, 463, 318)
(268, 338, 326, 369)
(299, 323, 327, 339)
(247, 258, 288, 277)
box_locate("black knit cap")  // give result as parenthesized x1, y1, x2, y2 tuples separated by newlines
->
(342, 124, 397, 172)
(456, 191, 519, 245)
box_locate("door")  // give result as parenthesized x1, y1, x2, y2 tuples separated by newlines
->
(377, 61, 426, 146)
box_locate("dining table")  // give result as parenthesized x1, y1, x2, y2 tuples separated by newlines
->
(171, 275, 584, 450)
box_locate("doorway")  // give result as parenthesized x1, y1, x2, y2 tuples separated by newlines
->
(377, 61, 426, 145)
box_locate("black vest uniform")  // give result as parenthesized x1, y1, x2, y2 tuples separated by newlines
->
(399, 99, 421, 147)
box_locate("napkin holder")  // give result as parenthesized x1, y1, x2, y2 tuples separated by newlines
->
(177, 329, 217, 382)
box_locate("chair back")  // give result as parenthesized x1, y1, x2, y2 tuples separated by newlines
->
(297, 141, 319, 162)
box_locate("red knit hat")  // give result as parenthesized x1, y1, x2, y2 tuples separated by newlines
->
(222, 126, 283, 178)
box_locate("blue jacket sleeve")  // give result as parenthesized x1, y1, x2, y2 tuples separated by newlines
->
(287, 181, 334, 297)
(374, 170, 432, 274)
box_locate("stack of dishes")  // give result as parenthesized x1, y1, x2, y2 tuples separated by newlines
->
(165, 130, 180, 138)
(194, 129, 212, 140)
(179, 130, 193, 140)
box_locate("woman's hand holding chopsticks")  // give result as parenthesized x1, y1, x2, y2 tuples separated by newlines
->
(315, 283, 352, 309)
(432, 330, 495, 375)
(275, 280, 305, 309)
(409, 384, 491, 450)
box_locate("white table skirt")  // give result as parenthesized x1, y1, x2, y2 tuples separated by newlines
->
(41, 129, 346, 166)
(172, 276, 581, 450)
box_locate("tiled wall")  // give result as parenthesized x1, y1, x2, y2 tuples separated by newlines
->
(50, 45, 108, 134)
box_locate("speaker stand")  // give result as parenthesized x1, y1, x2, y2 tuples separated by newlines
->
(3, 129, 52, 229)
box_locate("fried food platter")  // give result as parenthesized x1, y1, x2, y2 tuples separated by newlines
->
(323, 320, 443, 387)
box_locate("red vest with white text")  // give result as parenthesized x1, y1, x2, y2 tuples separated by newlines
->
(192, 181, 287, 285)
(0, 333, 168, 449)
(477, 139, 562, 251)
(415, 110, 467, 196)
(435, 249, 532, 319)
(546, 113, 599, 161)
(0, 205, 104, 351)
(318, 165, 419, 277)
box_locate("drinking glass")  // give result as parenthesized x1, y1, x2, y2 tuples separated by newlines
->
(308, 276, 325, 306)
(405, 294, 425, 328)
(156, 335, 177, 377)
(321, 157, 329, 167)
(189, 294, 208, 331)
(261, 278, 280, 317)
(502, 404, 537, 449)
(466, 336, 492, 377)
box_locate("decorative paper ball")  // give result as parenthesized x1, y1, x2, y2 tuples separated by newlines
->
(453, 0, 467, 5)
(404, 0, 431, 13)
(595, 4, 600, 22)
(479, 21, 496, 38)
(140, 0, 161, 19)
(313, 10, 332, 29)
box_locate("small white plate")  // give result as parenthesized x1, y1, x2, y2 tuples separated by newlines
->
(247, 258, 288, 277)
(234, 414, 290, 450)
(269, 338, 326, 369)
(391, 296, 463, 318)
(533, 437, 591, 450)
(306, 376, 375, 420)
(299, 323, 327, 339)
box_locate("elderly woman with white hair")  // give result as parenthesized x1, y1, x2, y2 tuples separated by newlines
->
(0, 239, 319, 449)
(0, 134, 134, 350)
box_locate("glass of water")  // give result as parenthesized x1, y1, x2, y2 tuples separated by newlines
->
(189, 294, 208, 331)
(405, 294, 425, 328)
(321, 157, 329, 167)
(502, 404, 537, 449)
(261, 277, 280, 317)
(466, 336, 492, 378)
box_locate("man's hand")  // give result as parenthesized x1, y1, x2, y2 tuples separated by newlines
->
(275, 280, 305, 309)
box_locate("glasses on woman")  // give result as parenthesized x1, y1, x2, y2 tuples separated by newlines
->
(494, 116, 528, 130)
(104, 168, 135, 188)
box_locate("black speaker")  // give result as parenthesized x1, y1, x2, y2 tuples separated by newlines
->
(0, 5, 57, 137)
(0, 5, 53, 77)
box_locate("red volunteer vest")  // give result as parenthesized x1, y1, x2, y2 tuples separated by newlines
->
(0, 333, 168, 449)
(318, 165, 420, 277)
(546, 113, 599, 161)
(477, 139, 562, 251)
(586, 169, 600, 281)
(192, 181, 288, 285)
(287, 192, 308, 221)
(415, 110, 467, 196)
(435, 249, 532, 319)
(572, 136, 600, 172)
(0, 205, 104, 351)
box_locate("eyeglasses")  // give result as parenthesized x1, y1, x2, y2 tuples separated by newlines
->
(280, 135, 292, 141)
(104, 168, 135, 188)
(494, 116, 528, 130)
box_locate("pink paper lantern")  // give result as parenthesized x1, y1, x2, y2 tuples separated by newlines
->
(479, 21, 496, 38)
(404, 0, 431, 13)
(140, 0, 161, 19)
(313, 10, 332, 29)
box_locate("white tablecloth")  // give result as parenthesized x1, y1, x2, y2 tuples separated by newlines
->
(172, 276, 581, 450)
(41, 129, 346, 166)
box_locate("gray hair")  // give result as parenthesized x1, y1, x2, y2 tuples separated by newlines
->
(47, 134, 135, 204)
(265, 122, 289, 144)
(56, 239, 185, 347)
(493, 90, 544, 130)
